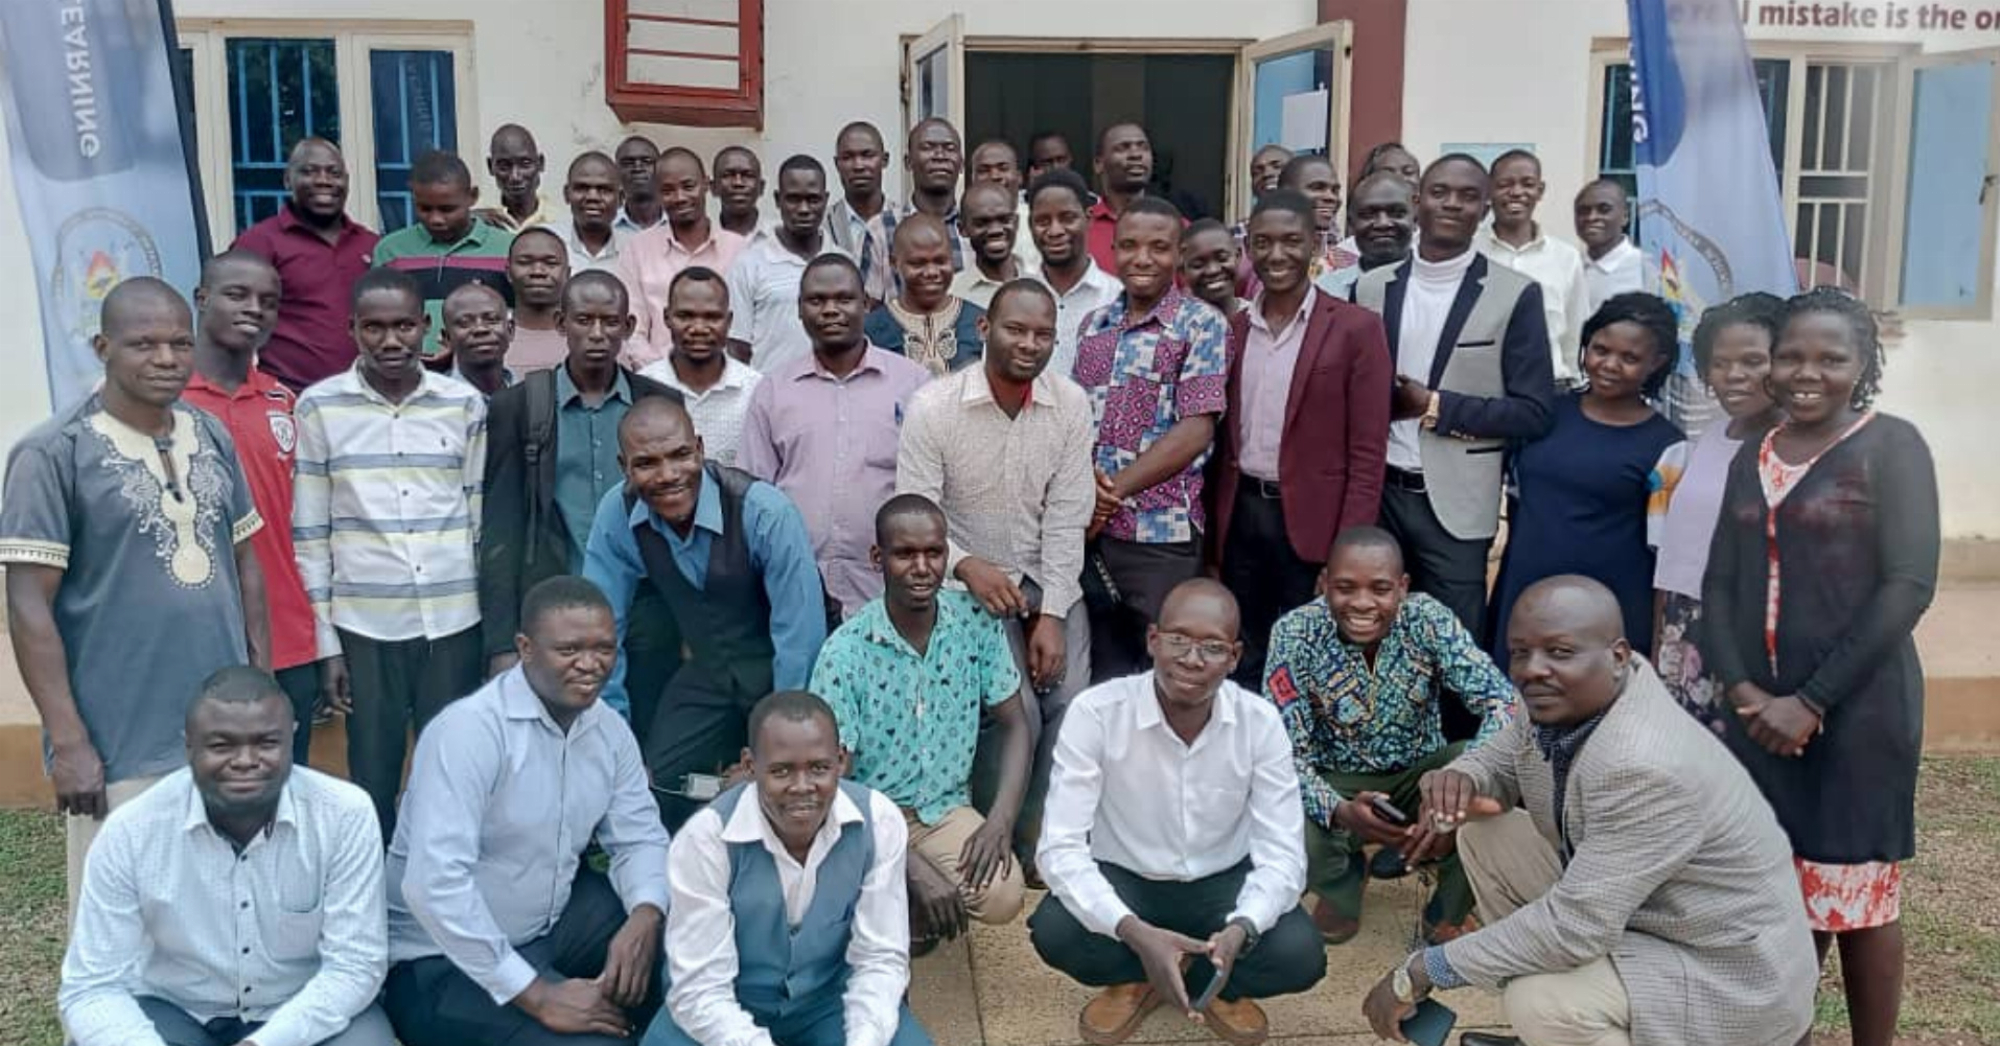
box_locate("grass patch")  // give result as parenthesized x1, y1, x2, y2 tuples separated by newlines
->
(0, 809, 65, 1046)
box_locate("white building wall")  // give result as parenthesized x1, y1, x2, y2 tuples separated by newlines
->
(0, 0, 1315, 468)
(1403, 0, 1997, 538)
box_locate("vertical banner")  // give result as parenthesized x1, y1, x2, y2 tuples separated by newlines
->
(1625, 0, 1797, 432)
(0, 0, 207, 410)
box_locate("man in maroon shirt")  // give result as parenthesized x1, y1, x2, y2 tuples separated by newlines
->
(181, 250, 325, 762)
(1085, 123, 1155, 273)
(232, 138, 381, 391)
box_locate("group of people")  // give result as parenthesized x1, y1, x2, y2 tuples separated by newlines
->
(3, 110, 1940, 1046)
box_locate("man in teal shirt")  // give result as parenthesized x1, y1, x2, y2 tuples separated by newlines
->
(811, 494, 1032, 950)
(373, 149, 513, 367)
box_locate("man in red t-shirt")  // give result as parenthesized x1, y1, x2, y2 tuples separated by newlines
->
(182, 251, 324, 762)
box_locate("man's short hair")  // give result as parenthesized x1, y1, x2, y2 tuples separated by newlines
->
(1329, 525, 1406, 571)
(349, 266, 422, 311)
(198, 249, 278, 291)
(837, 120, 884, 148)
(874, 492, 946, 546)
(1026, 168, 1090, 209)
(1277, 153, 1335, 186)
(778, 153, 825, 182)
(659, 146, 706, 175)
(971, 138, 1019, 164)
(520, 575, 613, 637)
(988, 278, 1056, 321)
(668, 265, 728, 303)
(1096, 121, 1147, 154)
(1183, 217, 1229, 242)
(510, 226, 566, 256)
(747, 690, 838, 756)
(561, 269, 629, 311)
(714, 144, 759, 167)
(567, 150, 618, 180)
(187, 665, 291, 729)
(803, 252, 864, 287)
(1250, 187, 1315, 226)
(410, 149, 472, 189)
(1422, 153, 1490, 186)
(1488, 148, 1541, 175)
(1118, 194, 1184, 226)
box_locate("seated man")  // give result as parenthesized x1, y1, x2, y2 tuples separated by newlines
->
(643, 691, 930, 1046)
(811, 494, 1032, 950)
(385, 576, 671, 1046)
(1030, 579, 1324, 1046)
(59, 666, 391, 1046)
(1362, 576, 1817, 1046)
(1264, 527, 1514, 944)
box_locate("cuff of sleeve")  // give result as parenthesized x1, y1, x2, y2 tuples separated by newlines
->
(845, 1009, 898, 1046)
(1082, 895, 1137, 940)
(624, 889, 670, 919)
(1224, 905, 1277, 937)
(1422, 946, 1468, 990)
(314, 620, 342, 661)
(486, 951, 540, 1006)
(239, 1015, 312, 1046)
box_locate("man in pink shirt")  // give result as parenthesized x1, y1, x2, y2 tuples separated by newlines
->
(618, 148, 747, 369)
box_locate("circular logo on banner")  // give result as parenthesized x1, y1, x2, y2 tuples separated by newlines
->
(48, 207, 165, 349)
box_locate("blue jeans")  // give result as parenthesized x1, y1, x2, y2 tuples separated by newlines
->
(639, 988, 930, 1046)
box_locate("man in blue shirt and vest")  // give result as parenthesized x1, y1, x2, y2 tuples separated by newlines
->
(643, 690, 928, 1046)
(583, 396, 827, 829)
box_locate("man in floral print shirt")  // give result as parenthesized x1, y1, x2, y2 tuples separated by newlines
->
(1262, 527, 1514, 945)
(1071, 196, 1230, 681)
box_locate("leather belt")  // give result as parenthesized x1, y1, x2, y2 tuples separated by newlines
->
(1384, 466, 1428, 493)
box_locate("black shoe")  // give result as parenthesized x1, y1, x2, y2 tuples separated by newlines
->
(1369, 846, 1411, 880)
(1460, 1034, 1522, 1046)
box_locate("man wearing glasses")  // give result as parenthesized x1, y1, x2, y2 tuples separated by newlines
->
(1027, 579, 1323, 1046)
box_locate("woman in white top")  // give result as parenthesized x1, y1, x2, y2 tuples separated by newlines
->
(1649, 292, 1786, 731)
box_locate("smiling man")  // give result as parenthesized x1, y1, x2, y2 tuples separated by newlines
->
(1315, 170, 1417, 300)
(583, 395, 826, 830)
(60, 667, 391, 1046)
(643, 691, 930, 1046)
(292, 267, 488, 839)
(726, 155, 849, 373)
(440, 283, 516, 397)
(713, 146, 766, 239)
(543, 151, 628, 275)
(1261, 527, 1512, 945)
(386, 576, 671, 1046)
(1275, 154, 1356, 280)
(865, 212, 985, 375)
(1475, 150, 1589, 389)
(947, 181, 1024, 311)
(1575, 178, 1647, 314)
(637, 266, 764, 467)
(621, 148, 748, 369)
(1361, 576, 1816, 1046)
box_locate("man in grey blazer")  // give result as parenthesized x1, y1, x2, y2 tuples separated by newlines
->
(1351, 154, 1555, 643)
(1360, 576, 1815, 1046)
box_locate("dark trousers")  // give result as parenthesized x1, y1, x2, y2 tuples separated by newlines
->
(644, 665, 758, 832)
(275, 660, 321, 765)
(385, 870, 661, 1046)
(1028, 860, 1325, 1001)
(339, 626, 483, 841)
(137, 996, 394, 1045)
(1086, 537, 1201, 682)
(1379, 482, 1493, 740)
(1221, 483, 1324, 688)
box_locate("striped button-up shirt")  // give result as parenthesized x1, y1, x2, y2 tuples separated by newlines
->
(293, 366, 487, 656)
(59, 768, 386, 1046)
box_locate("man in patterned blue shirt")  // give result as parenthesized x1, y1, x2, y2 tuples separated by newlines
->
(810, 494, 1031, 951)
(1263, 527, 1514, 945)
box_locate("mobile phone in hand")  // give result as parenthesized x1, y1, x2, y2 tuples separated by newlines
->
(1369, 794, 1414, 827)
(1190, 965, 1226, 1012)
(1400, 998, 1456, 1046)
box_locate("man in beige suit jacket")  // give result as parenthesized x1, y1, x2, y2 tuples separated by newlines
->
(1362, 576, 1815, 1046)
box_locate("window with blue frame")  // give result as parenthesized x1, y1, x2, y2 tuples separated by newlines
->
(226, 38, 340, 234)
(370, 50, 458, 233)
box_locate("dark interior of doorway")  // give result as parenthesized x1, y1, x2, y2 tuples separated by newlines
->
(965, 51, 1234, 222)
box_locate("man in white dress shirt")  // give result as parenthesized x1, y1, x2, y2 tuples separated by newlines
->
(1029, 579, 1324, 1046)
(1574, 178, 1648, 315)
(642, 690, 929, 1046)
(60, 666, 392, 1046)
(1474, 150, 1589, 389)
(383, 575, 671, 1046)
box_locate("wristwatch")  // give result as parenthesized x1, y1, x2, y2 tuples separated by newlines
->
(1392, 962, 1418, 1004)
(1420, 391, 1442, 431)
(1226, 916, 1262, 955)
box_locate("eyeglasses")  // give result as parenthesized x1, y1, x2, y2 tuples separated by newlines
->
(1156, 632, 1234, 664)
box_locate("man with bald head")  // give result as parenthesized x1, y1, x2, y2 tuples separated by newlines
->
(233, 137, 382, 390)
(544, 151, 628, 275)
(1032, 578, 1323, 1046)
(477, 123, 551, 232)
(863, 212, 985, 375)
(3, 278, 269, 907)
(1361, 576, 1816, 1046)
(583, 395, 826, 829)
(620, 147, 748, 368)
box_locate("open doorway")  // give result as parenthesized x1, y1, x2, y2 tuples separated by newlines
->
(964, 51, 1236, 221)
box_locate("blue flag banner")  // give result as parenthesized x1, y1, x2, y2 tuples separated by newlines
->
(1625, 0, 1797, 430)
(0, 0, 206, 410)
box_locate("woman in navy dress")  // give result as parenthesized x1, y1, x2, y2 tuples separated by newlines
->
(1488, 292, 1684, 666)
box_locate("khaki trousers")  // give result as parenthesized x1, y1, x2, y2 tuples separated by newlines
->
(66, 774, 167, 922)
(1459, 811, 1633, 1046)
(904, 805, 1027, 925)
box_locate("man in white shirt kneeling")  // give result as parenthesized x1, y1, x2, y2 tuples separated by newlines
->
(643, 690, 929, 1046)
(60, 666, 392, 1046)
(1029, 579, 1324, 1046)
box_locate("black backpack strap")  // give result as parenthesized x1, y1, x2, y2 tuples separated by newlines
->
(522, 368, 558, 568)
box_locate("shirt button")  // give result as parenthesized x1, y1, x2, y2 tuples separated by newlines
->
(240, 901, 249, 909)
(241, 946, 250, 954)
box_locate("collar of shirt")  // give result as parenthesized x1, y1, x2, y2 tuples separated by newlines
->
(1587, 237, 1641, 273)
(346, 360, 450, 407)
(555, 362, 633, 407)
(1247, 285, 1318, 337)
(178, 765, 298, 838)
(626, 466, 725, 539)
(454, 363, 516, 390)
(425, 220, 509, 256)
(1130, 670, 1240, 740)
(184, 367, 286, 402)
(1532, 706, 1610, 764)
(275, 203, 363, 245)
(717, 780, 865, 848)
(548, 218, 624, 261)
(747, 225, 818, 264)
(957, 361, 1051, 410)
(650, 221, 737, 260)
(789, 343, 894, 384)
(654, 354, 759, 395)
(614, 207, 665, 233)
(1036, 261, 1118, 299)
(489, 193, 554, 231)
(854, 589, 974, 655)
(1088, 198, 1119, 224)
(1106, 283, 1190, 333)
(1476, 223, 1550, 256)
(497, 663, 605, 739)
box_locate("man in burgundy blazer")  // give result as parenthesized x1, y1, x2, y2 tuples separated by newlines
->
(1212, 190, 1393, 684)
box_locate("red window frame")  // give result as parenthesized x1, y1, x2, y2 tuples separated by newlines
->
(604, 0, 764, 128)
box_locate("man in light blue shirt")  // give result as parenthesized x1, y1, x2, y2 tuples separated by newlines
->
(583, 396, 827, 829)
(384, 576, 670, 1046)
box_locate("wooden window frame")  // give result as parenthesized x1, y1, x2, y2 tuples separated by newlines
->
(604, 0, 763, 129)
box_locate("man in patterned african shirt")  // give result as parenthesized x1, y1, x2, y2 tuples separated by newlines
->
(1263, 527, 1513, 945)
(0, 279, 268, 912)
(809, 494, 1030, 951)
